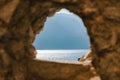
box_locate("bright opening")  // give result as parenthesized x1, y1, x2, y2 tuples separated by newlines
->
(33, 8, 90, 62)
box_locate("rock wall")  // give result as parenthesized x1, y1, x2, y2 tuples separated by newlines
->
(0, 0, 120, 80)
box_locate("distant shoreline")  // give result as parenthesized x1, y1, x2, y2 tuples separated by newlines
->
(36, 49, 90, 53)
(36, 49, 90, 54)
(36, 50, 90, 62)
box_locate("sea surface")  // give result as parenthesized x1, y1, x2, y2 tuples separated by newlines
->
(36, 49, 90, 62)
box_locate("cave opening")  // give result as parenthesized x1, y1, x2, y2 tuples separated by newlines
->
(33, 8, 91, 62)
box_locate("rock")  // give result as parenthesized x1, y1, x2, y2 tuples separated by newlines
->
(0, 27, 7, 37)
(78, 50, 92, 62)
(0, 0, 120, 80)
(0, 47, 10, 67)
(0, 0, 19, 23)
(103, 7, 120, 21)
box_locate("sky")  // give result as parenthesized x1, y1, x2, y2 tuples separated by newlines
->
(56, 8, 73, 14)
(33, 9, 90, 50)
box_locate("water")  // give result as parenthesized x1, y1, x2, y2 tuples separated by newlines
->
(36, 49, 90, 62)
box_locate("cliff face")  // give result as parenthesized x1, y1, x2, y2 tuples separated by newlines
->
(0, 0, 120, 80)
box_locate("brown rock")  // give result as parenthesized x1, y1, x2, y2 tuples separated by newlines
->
(0, 0, 19, 23)
(0, 0, 120, 80)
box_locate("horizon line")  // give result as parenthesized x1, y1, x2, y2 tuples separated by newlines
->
(36, 49, 89, 51)
(36, 49, 90, 53)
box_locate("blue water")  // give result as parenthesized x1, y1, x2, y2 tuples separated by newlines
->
(36, 50, 90, 61)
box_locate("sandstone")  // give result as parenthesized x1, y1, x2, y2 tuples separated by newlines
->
(0, 27, 7, 37)
(0, 0, 120, 80)
(0, 0, 19, 23)
(0, 20, 7, 37)
(0, 47, 10, 67)
(103, 7, 120, 21)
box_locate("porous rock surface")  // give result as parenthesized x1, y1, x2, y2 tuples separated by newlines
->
(0, 0, 120, 80)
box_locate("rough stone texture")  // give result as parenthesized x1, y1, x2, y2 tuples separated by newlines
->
(0, 0, 120, 80)
(28, 60, 96, 80)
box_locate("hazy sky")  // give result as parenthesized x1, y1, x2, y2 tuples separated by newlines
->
(33, 9, 90, 50)
(56, 8, 73, 14)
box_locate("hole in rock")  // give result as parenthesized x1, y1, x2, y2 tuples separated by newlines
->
(33, 8, 91, 63)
